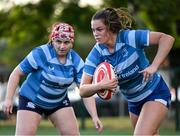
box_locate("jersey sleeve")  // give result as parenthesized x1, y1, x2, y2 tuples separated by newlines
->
(83, 45, 102, 77)
(134, 29, 150, 49)
(122, 29, 150, 49)
(72, 51, 85, 85)
(19, 47, 43, 75)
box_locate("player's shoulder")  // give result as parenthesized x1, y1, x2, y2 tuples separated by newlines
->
(93, 43, 108, 54)
(70, 49, 82, 59)
(120, 29, 149, 37)
(69, 49, 84, 64)
(32, 43, 49, 53)
(30, 43, 50, 60)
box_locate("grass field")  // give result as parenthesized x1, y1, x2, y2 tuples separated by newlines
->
(0, 116, 180, 135)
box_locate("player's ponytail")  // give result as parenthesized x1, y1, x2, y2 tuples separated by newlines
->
(115, 7, 134, 29)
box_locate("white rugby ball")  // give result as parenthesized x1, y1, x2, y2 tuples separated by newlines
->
(93, 62, 116, 100)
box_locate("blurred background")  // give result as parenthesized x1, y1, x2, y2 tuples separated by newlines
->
(0, 0, 180, 135)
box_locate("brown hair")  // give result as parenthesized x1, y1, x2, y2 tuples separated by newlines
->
(92, 7, 134, 33)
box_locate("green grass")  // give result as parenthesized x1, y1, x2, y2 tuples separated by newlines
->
(0, 117, 180, 135)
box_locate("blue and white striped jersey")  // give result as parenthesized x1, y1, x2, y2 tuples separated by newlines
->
(19, 43, 84, 109)
(84, 29, 161, 102)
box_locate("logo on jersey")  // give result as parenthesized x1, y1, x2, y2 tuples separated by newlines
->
(48, 65, 54, 71)
(116, 65, 140, 80)
(26, 102, 36, 109)
(121, 46, 128, 57)
(62, 100, 69, 106)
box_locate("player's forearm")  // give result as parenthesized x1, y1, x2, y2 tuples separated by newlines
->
(82, 97, 98, 118)
(152, 34, 174, 69)
(79, 83, 102, 97)
(5, 67, 23, 100)
(6, 74, 20, 100)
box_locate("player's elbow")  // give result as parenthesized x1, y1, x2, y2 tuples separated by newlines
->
(79, 88, 85, 97)
(170, 35, 175, 45)
(79, 86, 91, 98)
(166, 34, 175, 44)
(163, 33, 175, 47)
(79, 87, 86, 97)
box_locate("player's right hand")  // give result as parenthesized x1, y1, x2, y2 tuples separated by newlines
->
(3, 99, 13, 116)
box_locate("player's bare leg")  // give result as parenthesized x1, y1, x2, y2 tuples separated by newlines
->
(15, 110, 42, 135)
(133, 101, 168, 135)
(49, 107, 80, 136)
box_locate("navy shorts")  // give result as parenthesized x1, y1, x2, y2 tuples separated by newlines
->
(128, 78, 171, 116)
(18, 95, 71, 116)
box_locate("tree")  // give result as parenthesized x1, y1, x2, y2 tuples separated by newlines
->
(0, 0, 59, 67)
(102, 0, 180, 47)
(0, 0, 179, 68)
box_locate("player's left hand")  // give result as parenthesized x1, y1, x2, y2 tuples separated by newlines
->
(139, 65, 158, 82)
(92, 116, 103, 133)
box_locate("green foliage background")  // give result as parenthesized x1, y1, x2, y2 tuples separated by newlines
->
(0, 0, 179, 68)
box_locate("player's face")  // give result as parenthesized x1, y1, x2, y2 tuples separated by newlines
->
(52, 39, 72, 57)
(91, 19, 112, 44)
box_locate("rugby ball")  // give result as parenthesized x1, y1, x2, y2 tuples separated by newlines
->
(93, 62, 116, 100)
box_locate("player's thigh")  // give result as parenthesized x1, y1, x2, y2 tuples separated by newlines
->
(129, 112, 138, 129)
(15, 110, 42, 135)
(49, 107, 79, 135)
(134, 101, 168, 135)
